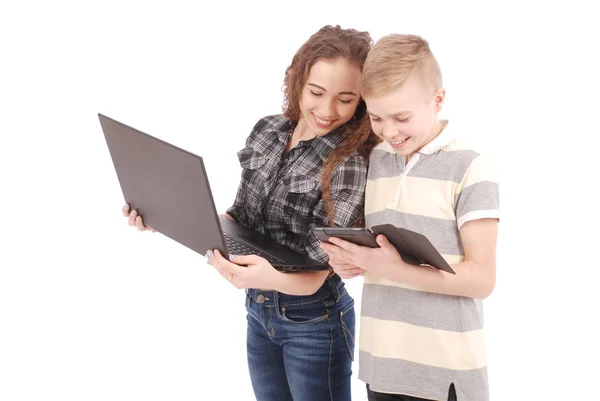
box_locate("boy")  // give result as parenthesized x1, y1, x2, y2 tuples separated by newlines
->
(320, 34, 500, 401)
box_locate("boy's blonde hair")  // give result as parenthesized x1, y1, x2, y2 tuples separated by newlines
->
(362, 34, 442, 98)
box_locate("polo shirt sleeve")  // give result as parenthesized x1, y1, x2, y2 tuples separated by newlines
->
(455, 153, 500, 229)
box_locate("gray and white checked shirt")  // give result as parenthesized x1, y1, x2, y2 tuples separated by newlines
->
(227, 114, 367, 263)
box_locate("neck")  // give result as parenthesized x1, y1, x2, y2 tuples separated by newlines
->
(285, 117, 317, 154)
(294, 118, 317, 142)
(406, 119, 446, 162)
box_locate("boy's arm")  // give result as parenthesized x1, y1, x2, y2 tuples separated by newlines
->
(322, 152, 500, 298)
(322, 218, 497, 298)
(396, 151, 500, 298)
(376, 218, 498, 298)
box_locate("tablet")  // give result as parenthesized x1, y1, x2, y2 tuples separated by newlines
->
(312, 227, 379, 248)
(312, 225, 455, 274)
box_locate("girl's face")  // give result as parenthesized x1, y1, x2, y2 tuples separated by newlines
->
(297, 58, 362, 137)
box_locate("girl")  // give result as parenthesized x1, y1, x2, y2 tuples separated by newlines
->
(127, 25, 377, 401)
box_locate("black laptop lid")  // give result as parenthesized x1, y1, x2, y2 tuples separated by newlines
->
(99, 113, 226, 257)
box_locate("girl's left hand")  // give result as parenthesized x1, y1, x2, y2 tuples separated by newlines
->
(206, 250, 280, 289)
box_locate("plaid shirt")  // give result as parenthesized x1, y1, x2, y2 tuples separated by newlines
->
(227, 114, 367, 263)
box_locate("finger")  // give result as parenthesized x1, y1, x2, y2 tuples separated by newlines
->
(327, 237, 362, 253)
(337, 269, 360, 279)
(375, 234, 400, 256)
(128, 209, 137, 226)
(330, 261, 362, 275)
(331, 265, 351, 276)
(328, 254, 347, 265)
(122, 203, 130, 217)
(376, 234, 392, 248)
(210, 259, 234, 282)
(227, 254, 264, 266)
(206, 251, 231, 277)
(212, 250, 246, 275)
(345, 271, 365, 279)
(210, 251, 245, 288)
(343, 267, 365, 276)
(135, 215, 146, 231)
(329, 261, 347, 270)
(322, 242, 357, 265)
(320, 242, 341, 255)
(328, 257, 350, 268)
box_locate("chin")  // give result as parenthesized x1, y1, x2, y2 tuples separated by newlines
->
(311, 123, 339, 136)
(392, 146, 412, 155)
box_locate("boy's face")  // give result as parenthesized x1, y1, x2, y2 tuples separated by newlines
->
(365, 74, 445, 156)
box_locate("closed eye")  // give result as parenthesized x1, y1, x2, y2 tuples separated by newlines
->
(310, 91, 323, 97)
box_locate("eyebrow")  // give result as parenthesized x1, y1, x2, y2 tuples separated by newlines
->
(308, 83, 357, 96)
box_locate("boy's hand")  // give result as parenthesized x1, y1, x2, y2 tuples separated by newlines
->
(321, 234, 407, 278)
(328, 255, 365, 279)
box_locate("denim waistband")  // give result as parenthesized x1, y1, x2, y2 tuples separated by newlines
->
(245, 273, 346, 308)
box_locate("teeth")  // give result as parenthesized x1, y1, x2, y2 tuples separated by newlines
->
(314, 115, 333, 126)
(391, 138, 407, 144)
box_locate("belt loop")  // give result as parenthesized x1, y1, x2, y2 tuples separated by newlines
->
(273, 290, 282, 315)
(327, 276, 341, 302)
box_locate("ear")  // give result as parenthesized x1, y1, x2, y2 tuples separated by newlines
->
(434, 87, 446, 112)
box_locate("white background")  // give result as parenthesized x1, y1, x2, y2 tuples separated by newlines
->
(1, 1, 598, 400)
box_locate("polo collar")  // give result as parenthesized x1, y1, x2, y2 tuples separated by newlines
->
(418, 120, 455, 155)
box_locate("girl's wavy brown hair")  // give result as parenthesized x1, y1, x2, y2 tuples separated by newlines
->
(282, 25, 381, 226)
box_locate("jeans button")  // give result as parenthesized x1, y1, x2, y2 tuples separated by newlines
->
(256, 294, 265, 304)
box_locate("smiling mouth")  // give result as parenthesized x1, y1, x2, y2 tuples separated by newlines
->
(390, 137, 408, 146)
(313, 113, 335, 127)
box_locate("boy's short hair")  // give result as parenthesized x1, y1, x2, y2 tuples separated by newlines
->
(362, 34, 443, 98)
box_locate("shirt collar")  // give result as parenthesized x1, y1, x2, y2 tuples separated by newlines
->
(311, 128, 345, 160)
(418, 120, 456, 155)
(271, 118, 345, 161)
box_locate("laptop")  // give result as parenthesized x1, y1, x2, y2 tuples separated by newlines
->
(98, 113, 329, 272)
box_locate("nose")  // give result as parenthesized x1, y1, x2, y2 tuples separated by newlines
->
(380, 121, 397, 140)
(318, 98, 337, 119)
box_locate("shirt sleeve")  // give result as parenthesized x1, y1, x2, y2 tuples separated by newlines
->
(455, 153, 500, 229)
(225, 117, 270, 226)
(305, 153, 368, 262)
(226, 186, 248, 226)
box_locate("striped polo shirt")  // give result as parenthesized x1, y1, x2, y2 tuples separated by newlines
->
(359, 120, 500, 401)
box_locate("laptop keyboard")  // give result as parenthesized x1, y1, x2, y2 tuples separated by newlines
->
(223, 233, 286, 265)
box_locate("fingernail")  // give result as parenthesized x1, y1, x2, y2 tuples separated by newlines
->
(204, 252, 210, 261)
(136, 216, 141, 223)
(131, 210, 137, 217)
(123, 204, 128, 210)
(230, 255, 236, 260)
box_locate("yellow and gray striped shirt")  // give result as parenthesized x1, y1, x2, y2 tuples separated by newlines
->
(359, 120, 500, 401)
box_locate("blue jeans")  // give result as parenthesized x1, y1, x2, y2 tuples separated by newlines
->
(245, 274, 355, 401)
